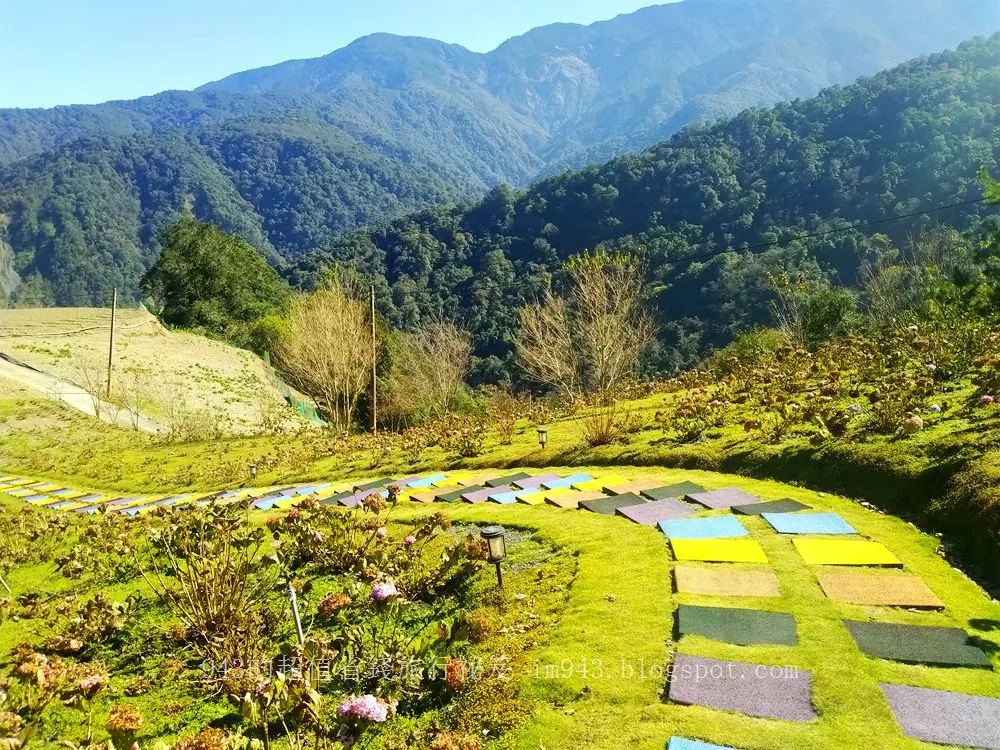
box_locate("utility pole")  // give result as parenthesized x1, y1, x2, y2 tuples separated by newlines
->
(106, 288, 117, 399)
(371, 284, 377, 434)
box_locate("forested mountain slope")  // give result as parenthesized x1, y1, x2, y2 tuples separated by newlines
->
(298, 35, 1000, 382)
(2, 0, 998, 307)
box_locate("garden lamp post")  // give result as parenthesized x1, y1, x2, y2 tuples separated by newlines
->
(537, 427, 548, 450)
(481, 526, 507, 589)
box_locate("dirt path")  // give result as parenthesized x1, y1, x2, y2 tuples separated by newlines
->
(0, 353, 163, 434)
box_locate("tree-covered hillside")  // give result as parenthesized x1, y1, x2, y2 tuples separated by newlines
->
(298, 34, 1000, 382)
(1, 0, 998, 307)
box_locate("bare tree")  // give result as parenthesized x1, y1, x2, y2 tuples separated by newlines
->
(386, 318, 472, 421)
(272, 282, 374, 432)
(517, 294, 581, 401)
(73, 354, 109, 418)
(117, 367, 156, 431)
(516, 250, 656, 399)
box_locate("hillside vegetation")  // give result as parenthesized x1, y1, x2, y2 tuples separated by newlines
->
(2, 0, 998, 306)
(301, 33, 1000, 380)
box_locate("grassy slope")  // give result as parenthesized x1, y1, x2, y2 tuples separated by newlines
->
(0, 307, 302, 435)
(4, 470, 1000, 748)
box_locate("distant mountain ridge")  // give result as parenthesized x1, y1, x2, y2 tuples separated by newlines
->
(1, 0, 999, 306)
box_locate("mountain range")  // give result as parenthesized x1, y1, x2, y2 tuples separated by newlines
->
(1, 0, 1000, 306)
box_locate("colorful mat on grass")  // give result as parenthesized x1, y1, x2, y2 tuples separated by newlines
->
(668, 654, 816, 722)
(658, 516, 749, 540)
(668, 739, 741, 750)
(670, 539, 768, 564)
(616, 497, 694, 525)
(686, 488, 764, 510)
(673, 566, 781, 598)
(817, 572, 943, 609)
(642, 481, 707, 501)
(676, 604, 797, 646)
(881, 683, 1000, 749)
(732, 498, 810, 515)
(845, 620, 992, 668)
(793, 539, 901, 567)
(762, 511, 856, 535)
(578, 492, 647, 515)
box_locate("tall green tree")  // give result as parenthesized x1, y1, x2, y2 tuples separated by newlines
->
(141, 215, 290, 344)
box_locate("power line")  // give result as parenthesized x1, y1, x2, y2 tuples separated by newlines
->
(664, 196, 989, 267)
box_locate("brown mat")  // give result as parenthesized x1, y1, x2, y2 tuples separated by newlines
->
(411, 485, 460, 503)
(545, 490, 606, 509)
(818, 572, 944, 609)
(674, 566, 781, 598)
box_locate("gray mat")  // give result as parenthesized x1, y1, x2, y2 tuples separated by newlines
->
(579, 492, 647, 515)
(881, 683, 1000, 749)
(668, 654, 816, 722)
(686, 488, 764, 510)
(642, 482, 706, 501)
(732, 498, 811, 515)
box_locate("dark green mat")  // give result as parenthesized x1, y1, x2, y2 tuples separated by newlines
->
(320, 491, 351, 506)
(436, 485, 486, 503)
(641, 482, 706, 501)
(355, 477, 394, 491)
(486, 472, 531, 488)
(733, 498, 811, 515)
(579, 492, 647, 515)
(677, 605, 798, 646)
(845, 620, 993, 668)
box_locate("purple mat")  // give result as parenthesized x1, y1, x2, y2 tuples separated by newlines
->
(461, 487, 498, 503)
(669, 654, 816, 722)
(881, 683, 1000, 749)
(514, 473, 561, 489)
(686, 488, 764, 511)
(616, 497, 695, 525)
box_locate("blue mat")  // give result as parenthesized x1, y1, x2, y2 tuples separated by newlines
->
(407, 473, 446, 488)
(763, 512, 856, 535)
(658, 515, 749, 540)
(489, 488, 538, 505)
(669, 738, 741, 750)
(541, 472, 593, 489)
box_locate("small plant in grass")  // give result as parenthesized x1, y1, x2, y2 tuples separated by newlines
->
(138, 503, 282, 670)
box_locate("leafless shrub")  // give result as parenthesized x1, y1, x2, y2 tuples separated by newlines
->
(273, 281, 374, 432)
(385, 318, 472, 422)
(516, 250, 656, 401)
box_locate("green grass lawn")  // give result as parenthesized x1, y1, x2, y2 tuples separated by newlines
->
(4, 467, 999, 749)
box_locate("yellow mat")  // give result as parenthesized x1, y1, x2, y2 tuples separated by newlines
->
(670, 538, 768, 564)
(411, 485, 459, 503)
(517, 492, 547, 506)
(673, 566, 781, 597)
(574, 475, 626, 492)
(793, 539, 902, 567)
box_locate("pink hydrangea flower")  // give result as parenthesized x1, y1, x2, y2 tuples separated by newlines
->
(78, 674, 105, 696)
(404, 535, 416, 546)
(375, 527, 387, 539)
(337, 694, 390, 723)
(370, 581, 398, 603)
(709, 399, 723, 407)
(982, 395, 995, 405)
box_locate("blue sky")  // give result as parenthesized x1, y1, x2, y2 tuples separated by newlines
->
(0, 0, 666, 109)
